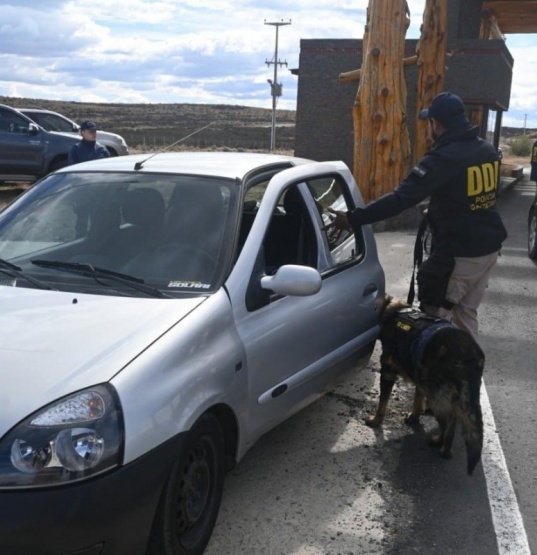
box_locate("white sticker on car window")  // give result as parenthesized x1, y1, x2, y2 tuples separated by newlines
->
(168, 281, 211, 289)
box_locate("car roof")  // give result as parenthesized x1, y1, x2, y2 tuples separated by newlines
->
(18, 107, 54, 112)
(0, 104, 36, 122)
(58, 151, 314, 180)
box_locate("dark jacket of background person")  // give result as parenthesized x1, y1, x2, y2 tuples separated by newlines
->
(68, 139, 110, 166)
(68, 120, 110, 166)
(347, 123, 507, 258)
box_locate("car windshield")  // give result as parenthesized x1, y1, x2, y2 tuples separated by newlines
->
(0, 171, 239, 297)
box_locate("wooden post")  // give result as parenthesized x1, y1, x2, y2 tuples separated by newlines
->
(353, 0, 411, 204)
(413, 0, 448, 162)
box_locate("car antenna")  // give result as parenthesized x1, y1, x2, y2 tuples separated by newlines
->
(134, 122, 215, 171)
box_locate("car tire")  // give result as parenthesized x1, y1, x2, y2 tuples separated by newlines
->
(146, 413, 225, 555)
(529, 209, 537, 259)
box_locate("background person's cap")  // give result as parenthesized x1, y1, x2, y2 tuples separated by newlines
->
(80, 120, 98, 130)
(418, 92, 469, 129)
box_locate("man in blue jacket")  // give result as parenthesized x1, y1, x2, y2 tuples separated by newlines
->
(329, 92, 507, 339)
(68, 120, 110, 165)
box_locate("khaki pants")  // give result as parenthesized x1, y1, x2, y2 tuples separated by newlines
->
(424, 251, 499, 339)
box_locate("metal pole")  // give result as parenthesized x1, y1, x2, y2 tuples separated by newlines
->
(265, 20, 291, 151)
(271, 25, 279, 151)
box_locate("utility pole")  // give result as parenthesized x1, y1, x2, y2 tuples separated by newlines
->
(264, 19, 291, 151)
(524, 113, 528, 135)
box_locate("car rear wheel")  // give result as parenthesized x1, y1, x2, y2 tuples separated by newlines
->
(529, 209, 537, 259)
(147, 414, 225, 555)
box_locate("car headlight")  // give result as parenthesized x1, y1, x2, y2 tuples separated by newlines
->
(0, 384, 124, 489)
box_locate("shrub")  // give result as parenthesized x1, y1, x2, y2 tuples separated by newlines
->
(509, 135, 532, 157)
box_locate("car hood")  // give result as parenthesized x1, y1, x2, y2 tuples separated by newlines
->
(45, 130, 81, 141)
(97, 130, 123, 141)
(0, 287, 205, 436)
(48, 130, 122, 142)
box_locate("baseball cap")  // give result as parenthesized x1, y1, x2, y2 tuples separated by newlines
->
(80, 120, 98, 131)
(418, 92, 469, 129)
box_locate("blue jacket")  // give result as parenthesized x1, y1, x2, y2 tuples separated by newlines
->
(68, 139, 110, 166)
(348, 124, 507, 257)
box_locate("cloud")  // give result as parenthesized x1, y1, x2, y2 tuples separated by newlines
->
(0, 0, 534, 124)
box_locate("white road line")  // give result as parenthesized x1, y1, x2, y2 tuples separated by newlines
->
(481, 381, 531, 555)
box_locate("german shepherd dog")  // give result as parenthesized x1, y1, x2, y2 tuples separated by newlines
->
(365, 295, 485, 475)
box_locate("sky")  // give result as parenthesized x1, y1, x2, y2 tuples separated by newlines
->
(1, 0, 536, 128)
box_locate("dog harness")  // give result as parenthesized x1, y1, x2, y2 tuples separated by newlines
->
(389, 307, 453, 376)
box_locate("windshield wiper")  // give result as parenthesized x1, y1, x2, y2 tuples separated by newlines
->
(0, 258, 58, 290)
(31, 260, 172, 299)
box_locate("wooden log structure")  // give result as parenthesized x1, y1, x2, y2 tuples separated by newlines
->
(480, 8, 505, 39)
(339, 55, 417, 84)
(352, 0, 412, 204)
(413, 0, 448, 163)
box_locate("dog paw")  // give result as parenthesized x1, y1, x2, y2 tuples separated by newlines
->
(428, 433, 442, 446)
(364, 415, 382, 427)
(404, 411, 420, 424)
(439, 447, 453, 459)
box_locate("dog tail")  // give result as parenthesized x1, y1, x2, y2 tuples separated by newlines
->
(459, 360, 484, 475)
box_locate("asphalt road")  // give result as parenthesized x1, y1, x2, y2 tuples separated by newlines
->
(205, 172, 536, 555)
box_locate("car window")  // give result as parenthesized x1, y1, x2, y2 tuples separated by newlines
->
(23, 111, 75, 133)
(239, 182, 318, 274)
(303, 175, 357, 263)
(0, 172, 239, 297)
(239, 174, 360, 278)
(0, 108, 32, 134)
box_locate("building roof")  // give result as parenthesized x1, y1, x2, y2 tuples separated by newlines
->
(483, 0, 537, 33)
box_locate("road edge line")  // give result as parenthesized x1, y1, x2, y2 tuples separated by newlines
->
(481, 380, 531, 555)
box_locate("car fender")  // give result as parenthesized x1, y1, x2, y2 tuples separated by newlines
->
(111, 288, 247, 464)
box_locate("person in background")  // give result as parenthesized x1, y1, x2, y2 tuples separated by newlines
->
(531, 138, 537, 183)
(328, 92, 507, 340)
(68, 120, 110, 165)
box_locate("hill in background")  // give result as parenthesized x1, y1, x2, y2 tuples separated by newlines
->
(2, 95, 535, 156)
(0, 96, 296, 153)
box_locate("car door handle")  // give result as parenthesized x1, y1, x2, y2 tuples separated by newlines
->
(363, 283, 378, 297)
(271, 384, 288, 398)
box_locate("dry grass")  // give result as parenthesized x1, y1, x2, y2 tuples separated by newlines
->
(502, 154, 530, 166)
(0, 95, 296, 152)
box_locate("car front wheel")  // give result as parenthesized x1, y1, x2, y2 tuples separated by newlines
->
(147, 413, 225, 555)
(529, 209, 537, 259)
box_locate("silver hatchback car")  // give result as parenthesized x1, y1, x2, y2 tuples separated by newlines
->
(0, 152, 384, 555)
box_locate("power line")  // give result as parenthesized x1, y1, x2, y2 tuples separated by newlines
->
(264, 19, 291, 151)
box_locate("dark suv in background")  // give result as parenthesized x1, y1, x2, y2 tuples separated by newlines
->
(0, 104, 80, 181)
(17, 107, 128, 157)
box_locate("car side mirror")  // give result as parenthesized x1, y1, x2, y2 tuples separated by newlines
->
(261, 265, 322, 296)
(28, 123, 40, 136)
